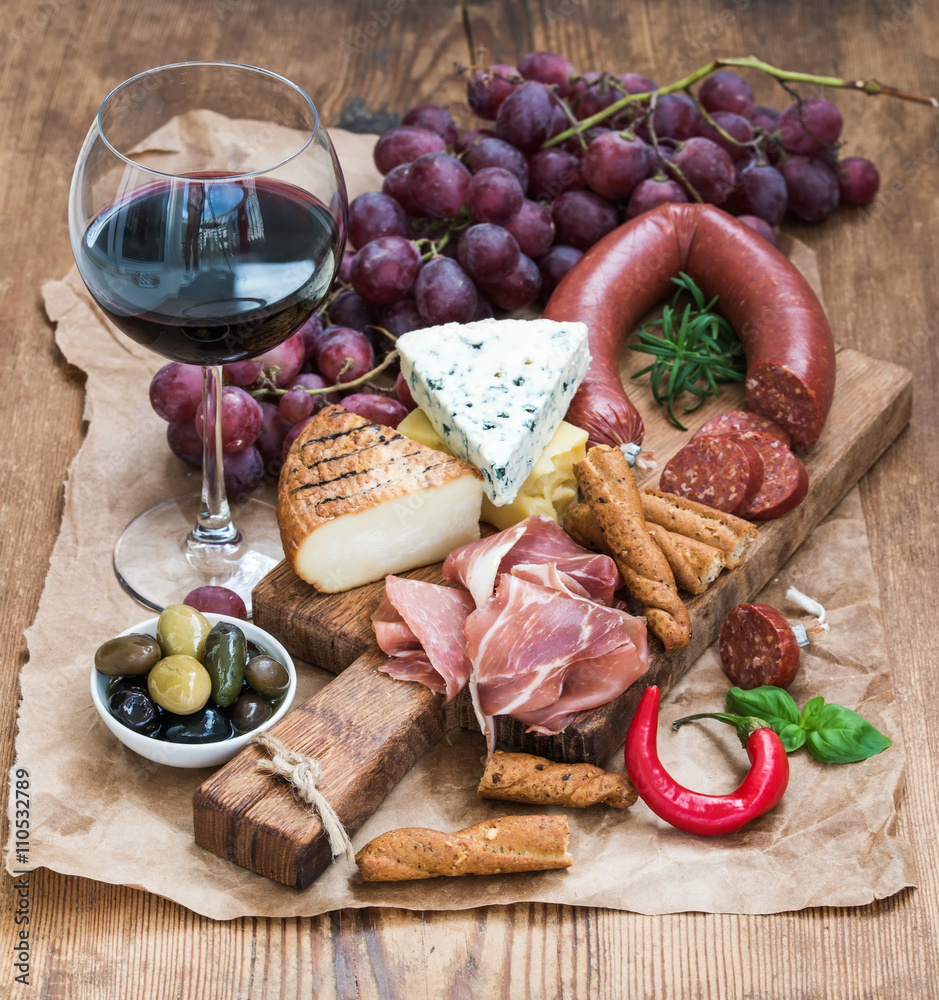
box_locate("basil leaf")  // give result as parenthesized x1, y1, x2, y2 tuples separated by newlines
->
(805, 703, 893, 763)
(778, 722, 807, 753)
(726, 686, 800, 733)
(799, 695, 825, 731)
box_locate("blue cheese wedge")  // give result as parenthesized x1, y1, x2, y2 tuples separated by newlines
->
(396, 318, 590, 506)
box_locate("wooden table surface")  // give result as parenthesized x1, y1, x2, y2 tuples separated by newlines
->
(2, 1, 937, 996)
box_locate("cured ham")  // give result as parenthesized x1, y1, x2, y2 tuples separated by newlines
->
(372, 576, 476, 702)
(465, 571, 647, 742)
(443, 514, 623, 607)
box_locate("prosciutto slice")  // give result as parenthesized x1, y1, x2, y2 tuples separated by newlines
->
(372, 576, 475, 701)
(464, 570, 648, 741)
(443, 514, 623, 607)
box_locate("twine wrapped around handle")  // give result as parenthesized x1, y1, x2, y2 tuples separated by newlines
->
(249, 732, 353, 860)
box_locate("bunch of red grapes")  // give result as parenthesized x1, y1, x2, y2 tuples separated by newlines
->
(149, 53, 880, 497)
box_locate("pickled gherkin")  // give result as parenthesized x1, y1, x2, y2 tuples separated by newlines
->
(203, 622, 247, 708)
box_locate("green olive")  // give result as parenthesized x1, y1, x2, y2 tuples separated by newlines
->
(244, 654, 290, 699)
(94, 633, 162, 677)
(157, 604, 211, 661)
(203, 622, 247, 709)
(147, 655, 211, 715)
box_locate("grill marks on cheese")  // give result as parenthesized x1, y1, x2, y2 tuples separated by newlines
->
(278, 406, 483, 593)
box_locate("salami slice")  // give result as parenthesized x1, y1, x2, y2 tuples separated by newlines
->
(719, 603, 802, 689)
(659, 435, 764, 516)
(693, 409, 792, 449)
(728, 429, 809, 520)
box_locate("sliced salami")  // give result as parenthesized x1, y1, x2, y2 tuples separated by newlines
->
(719, 602, 801, 689)
(728, 429, 809, 520)
(659, 435, 764, 516)
(693, 409, 792, 449)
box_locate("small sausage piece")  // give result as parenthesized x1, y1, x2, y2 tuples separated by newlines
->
(659, 435, 764, 516)
(728, 429, 809, 520)
(693, 409, 792, 449)
(719, 603, 802, 689)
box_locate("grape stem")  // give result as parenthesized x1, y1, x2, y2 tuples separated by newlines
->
(544, 55, 939, 148)
(255, 349, 401, 399)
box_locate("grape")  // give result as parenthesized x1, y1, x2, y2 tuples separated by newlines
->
(182, 586, 247, 620)
(223, 444, 265, 500)
(395, 371, 417, 412)
(527, 148, 585, 200)
(336, 250, 355, 286)
(407, 152, 472, 218)
(548, 100, 571, 138)
(315, 327, 376, 384)
(467, 64, 520, 120)
(150, 362, 203, 423)
(495, 81, 557, 153)
(551, 190, 618, 250)
(751, 105, 781, 132)
(401, 104, 458, 146)
(291, 372, 341, 407)
(251, 332, 305, 388)
(380, 297, 424, 337)
(779, 156, 840, 221)
(348, 191, 407, 248)
(465, 137, 529, 189)
(350, 235, 422, 305)
(328, 289, 378, 332)
(294, 312, 325, 364)
(255, 401, 292, 473)
(696, 111, 754, 162)
(381, 163, 422, 216)
(618, 72, 657, 95)
(466, 166, 524, 224)
(538, 244, 583, 298)
(642, 93, 701, 141)
(195, 386, 264, 453)
(572, 71, 620, 121)
(455, 128, 498, 154)
(279, 386, 315, 424)
(414, 257, 478, 325)
(373, 126, 447, 175)
(730, 163, 788, 225)
(698, 71, 755, 118)
(472, 295, 495, 321)
(583, 131, 651, 200)
(518, 50, 578, 98)
(481, 253, 541, 311)
(340, 392, 409, 428)
(777, 98, 843, 155)
(736, 214, 779, 247)
(504, 199, 555, 258)
(457, 223, 521, 283)
(223, 359, 263, 387)
(167, 420, 202, 467)
(282, 417, 315, 462)
(836, 157, 880, 205)
(671, 137, 736, 204)
(625, 176, 688, 219)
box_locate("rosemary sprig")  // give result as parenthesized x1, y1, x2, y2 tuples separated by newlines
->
(630, 272, 745, 430)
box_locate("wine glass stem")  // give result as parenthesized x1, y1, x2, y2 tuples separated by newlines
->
(191, 364, 240, 546)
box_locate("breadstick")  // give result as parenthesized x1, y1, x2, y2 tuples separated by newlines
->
(574, 446, 691, 650)
(478, 751, 637, 808)
(355, 815, 572, 882)
(645, 522, 724, 596)
(567, 503, 725, 597)
(641, 488, 757, 568)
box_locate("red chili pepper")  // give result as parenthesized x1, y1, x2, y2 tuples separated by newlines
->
(624, 685, 789, 836)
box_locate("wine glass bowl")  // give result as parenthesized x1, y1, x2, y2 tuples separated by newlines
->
(69, 62, 347, 612)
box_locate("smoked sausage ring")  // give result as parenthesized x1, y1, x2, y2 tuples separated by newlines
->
(543, 203, 836, 452)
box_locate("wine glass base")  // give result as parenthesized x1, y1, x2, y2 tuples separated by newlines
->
(113, 493, 283, 615)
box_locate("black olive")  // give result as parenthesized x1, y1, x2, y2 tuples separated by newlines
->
(230, 692, 272, 734)
(108, 687, 163, 737)
(162, 705, 234, 744)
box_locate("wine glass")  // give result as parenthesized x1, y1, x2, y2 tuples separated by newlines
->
(68, 61, 347, 613)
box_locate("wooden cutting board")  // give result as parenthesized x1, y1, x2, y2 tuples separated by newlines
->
(193, 345, 910, 887)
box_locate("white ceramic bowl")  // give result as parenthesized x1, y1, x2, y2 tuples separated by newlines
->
(90, 612, 296, 769)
